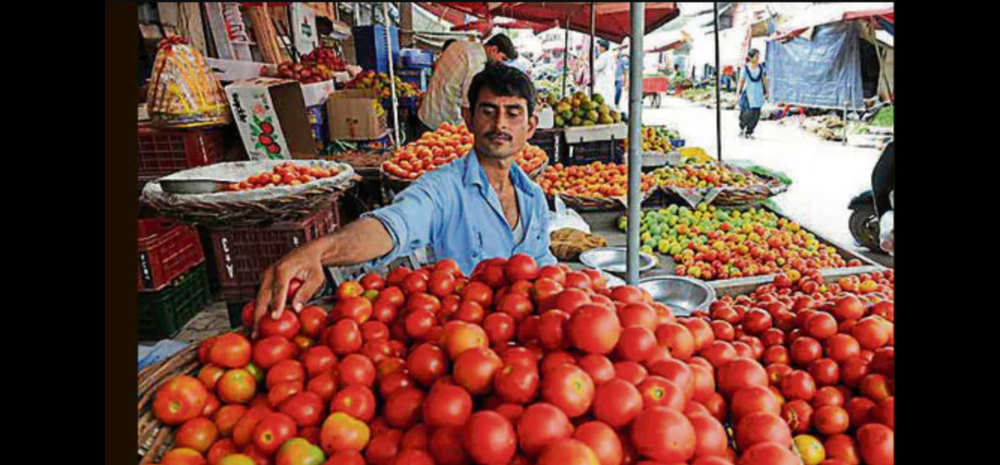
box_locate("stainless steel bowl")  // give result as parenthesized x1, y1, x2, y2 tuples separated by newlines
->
(160, 179, 235, 195)
(579, 247, 657, 276)
(638, 276, 717, 316)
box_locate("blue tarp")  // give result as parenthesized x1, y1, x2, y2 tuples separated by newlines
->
(766, 22, 865, 110)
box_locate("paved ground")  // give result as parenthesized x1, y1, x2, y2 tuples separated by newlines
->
(642, 96, 893, 268)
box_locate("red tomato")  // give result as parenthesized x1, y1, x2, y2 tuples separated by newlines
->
(542, 364, 596, 418)
(687, 414, 728, 460)
(464, 411, 518, 465)
(718, 358, 768, 399)
(814, 406, 851, 436)
(631, 407, 697, 463)
(574, 422, 623, 465)
(423, 383, 473, 427)
(454, 347, 503, 396)
(210, 334, 253, 369)
(384, 388, 426, 430)
(735, 412, 792, 451)
(517, 403, 575, 458)
(857, 424, 894, 465)
(730, 386, 781, 423)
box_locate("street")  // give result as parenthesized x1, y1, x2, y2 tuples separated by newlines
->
(642, 96, 893, 267)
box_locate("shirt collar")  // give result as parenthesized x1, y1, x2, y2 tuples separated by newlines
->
(463, 149, 536, 198)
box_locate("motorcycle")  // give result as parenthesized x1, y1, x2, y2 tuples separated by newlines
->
(848, 140, 894, 254)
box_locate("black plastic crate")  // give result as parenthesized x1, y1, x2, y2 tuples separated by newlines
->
(562, 138, 626, 166)
(138, 265, 211, 341)
(529, 128, 566, 163)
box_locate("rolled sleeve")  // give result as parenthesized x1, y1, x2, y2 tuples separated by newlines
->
(362, 178, 441, 268)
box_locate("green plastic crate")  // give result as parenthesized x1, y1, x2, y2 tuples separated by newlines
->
(139, 264, 211, 341)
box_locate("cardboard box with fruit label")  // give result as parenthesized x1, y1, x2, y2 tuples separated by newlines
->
(326, 89, 389, 141)
(225, 78, 317, 160)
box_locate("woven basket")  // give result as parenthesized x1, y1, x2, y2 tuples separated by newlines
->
(146, 37, 231, 129)
(137, 344, 202, 464)
(550, 189, 653, 212)
(142, 161, 357, 227)
(654, 162, 789, 208)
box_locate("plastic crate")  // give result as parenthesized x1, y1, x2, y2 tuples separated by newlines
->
(529, 128, 566, 163)
(138, 219, 206, 291)
(139, 265, 211, 341)
(396, 68, 429, 91)
(401, 48, 434, 69)
(562, 139, 626, 166)
(210, 208, 339, 304)
(353, 25, 401, 74)
(138, 124, 224, 182)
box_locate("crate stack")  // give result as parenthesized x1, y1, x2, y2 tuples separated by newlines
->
(137, 219, 210, 341)
(560, 125, 628, 166)
(208, 207, 342, 329)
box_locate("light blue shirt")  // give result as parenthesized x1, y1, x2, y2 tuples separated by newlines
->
(365, 150, 557, 275)
(744, 63, 767, 109)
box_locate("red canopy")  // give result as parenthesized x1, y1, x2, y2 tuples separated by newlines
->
(452, 17, 558, 35)
(432, 2, 681, 43)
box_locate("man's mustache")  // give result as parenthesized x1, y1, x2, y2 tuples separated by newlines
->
(485, 132, 513, 141)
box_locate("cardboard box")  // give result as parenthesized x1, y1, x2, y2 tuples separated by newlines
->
(225, 78, 317, 160)
(326, 89, 388, 141)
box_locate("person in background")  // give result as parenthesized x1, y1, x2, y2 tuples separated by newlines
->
(721, 65, 735, 92)
(593, 40, 616, 109)
(615, 46, 630, 109)
(418, 34, 519, 135)
(736, 49, 769, 139)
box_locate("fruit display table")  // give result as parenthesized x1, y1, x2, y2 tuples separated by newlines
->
(572, 205, 884, 285)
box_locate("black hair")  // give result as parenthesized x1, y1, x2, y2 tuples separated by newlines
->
(468, 62, 536, 117)
(442, 39, 457, 52)
(485, 34, 518, 60)
(598, 39, 610, 51)
(748, 48, 760, 59)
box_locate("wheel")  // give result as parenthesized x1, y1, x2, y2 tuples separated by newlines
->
(849, 207, 882, 253)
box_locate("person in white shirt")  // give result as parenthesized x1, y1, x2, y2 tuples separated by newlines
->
(418, 34, 519, 133)
(593, 40, 617, 110)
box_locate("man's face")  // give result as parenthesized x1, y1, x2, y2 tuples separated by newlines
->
(464, 87, 538, 161)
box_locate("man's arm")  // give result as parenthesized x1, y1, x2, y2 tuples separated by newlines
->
(253, 218, 393, 333)
(255, 176, 444, 331)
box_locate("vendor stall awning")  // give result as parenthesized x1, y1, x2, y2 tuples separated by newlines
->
(430, 2, 681, 43)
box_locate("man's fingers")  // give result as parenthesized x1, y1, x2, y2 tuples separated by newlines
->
(294, 268, 326, 312)
(253, 269, 275, 338)
(270, 267, 293, 320)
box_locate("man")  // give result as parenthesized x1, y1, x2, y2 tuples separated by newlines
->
(615, 46, 630, 109)
(593, 40, 616, 110)
(418, 34, 519, 134)
(254, 64, 556, 326)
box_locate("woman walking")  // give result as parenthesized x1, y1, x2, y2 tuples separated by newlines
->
(736, 49, 769, 139)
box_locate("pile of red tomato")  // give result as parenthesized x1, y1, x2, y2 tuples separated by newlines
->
(224, 163, 341, 192)
(537, 162, 656, 199)
(150, 254, 893, 465)
(382, 123, 548, 182)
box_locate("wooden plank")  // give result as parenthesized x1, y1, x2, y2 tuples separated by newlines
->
(179, 3, 209, 55)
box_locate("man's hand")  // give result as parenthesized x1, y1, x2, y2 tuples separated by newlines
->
(253, 240, 328, 337)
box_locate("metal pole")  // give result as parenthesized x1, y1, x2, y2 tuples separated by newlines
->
(383, 2, 401, 148)
(714, 2, 723, 162)
(627, 3, 645, 285)
(590, 3, 596, 98)
(562, 19, 570, 99)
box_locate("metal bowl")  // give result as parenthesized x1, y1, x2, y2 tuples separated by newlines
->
(579, 247, 657, 276)
(638, 276, 717, 316)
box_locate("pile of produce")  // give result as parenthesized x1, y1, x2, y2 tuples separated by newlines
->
(624, 127, 674, 153)
(538, 161, 656, 198)
(346, 71, 422, 100)
(552, 92, 622, 128)
(223, 163, 342, 192)
(869, 106, 893, 128)
(274, 49, 346, 84)
(382, 123, 548, 181)
(651, 159, 769, 190)
(147, 253, 893, 465)
(620, 205, 859, 280)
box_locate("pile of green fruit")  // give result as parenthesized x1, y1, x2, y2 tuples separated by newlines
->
(548, 92, 622, 128)
(651, 159, 765, 189)
(618, 204, 853, 281)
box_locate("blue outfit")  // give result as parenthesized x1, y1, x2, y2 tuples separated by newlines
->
(365, 150, 557, 275)
(615, 57, 629, 107)
(743, 63, 766, 109)
(739, 63, 767, 136)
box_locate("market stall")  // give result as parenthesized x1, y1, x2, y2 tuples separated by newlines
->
(135, 4, 893, 465)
